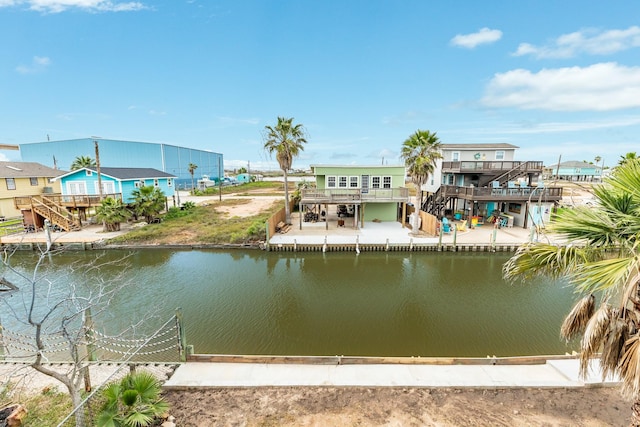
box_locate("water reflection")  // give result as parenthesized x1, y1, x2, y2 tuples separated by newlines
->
(3, 250, 576, 357)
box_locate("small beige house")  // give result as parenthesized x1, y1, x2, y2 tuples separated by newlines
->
(0, 162, 63, 218)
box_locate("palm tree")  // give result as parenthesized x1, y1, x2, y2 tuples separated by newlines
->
(95, 197, 131, 232)
(503, 159, 640, 424)
(263, 117, 307, 224)
(70, 155, 96, 170)
(96, 371, 168, 427)
(131, 186, 166, 224)
(619, 152, 639, 166)
(400, 130, 443, 233)
(594, 156, 602, 181)
(188, 163, 198, 194)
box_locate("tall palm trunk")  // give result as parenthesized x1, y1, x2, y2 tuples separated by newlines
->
(283, 170, 291, 224)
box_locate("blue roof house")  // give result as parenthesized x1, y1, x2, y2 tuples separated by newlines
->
(54, 167, 176, 203)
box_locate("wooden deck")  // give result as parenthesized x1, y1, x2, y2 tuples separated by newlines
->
(14, 193, 122, 210)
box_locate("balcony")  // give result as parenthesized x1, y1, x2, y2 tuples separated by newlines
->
(300, 188, 410, 204)
(442, 161, 544, 174)
(440, 185, 562, 201)
(14, 193, 123, 210)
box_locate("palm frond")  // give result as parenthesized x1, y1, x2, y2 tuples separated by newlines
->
(599, 317, 628, 381)
(618, 335, 640, 399)
(503, 243, 592, 283)
(579, 304, 613, 377)
(560, 294, 595, 341)
(573, 256, 638, 294)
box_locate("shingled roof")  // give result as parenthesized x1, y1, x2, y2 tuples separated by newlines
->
(0, 161, 64, 178)
(87, 167, 176, 180)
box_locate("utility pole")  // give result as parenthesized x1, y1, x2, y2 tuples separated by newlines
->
(94, 138, 103, 200)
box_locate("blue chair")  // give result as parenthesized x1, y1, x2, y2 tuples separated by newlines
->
(441, 217, 451, 234)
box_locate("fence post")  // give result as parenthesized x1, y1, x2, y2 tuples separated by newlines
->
(82, 308, 95, 392)
(176, 308, 187, 362)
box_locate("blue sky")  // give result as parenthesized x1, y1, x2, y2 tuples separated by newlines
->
(2, 1, 639, 171)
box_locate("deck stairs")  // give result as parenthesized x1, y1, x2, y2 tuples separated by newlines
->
(478, 162, 536, 187)
(30, 196, 81, 232)
(421, 187, 453, 218)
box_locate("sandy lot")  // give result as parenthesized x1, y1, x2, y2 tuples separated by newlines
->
(163, 386, 629, 426)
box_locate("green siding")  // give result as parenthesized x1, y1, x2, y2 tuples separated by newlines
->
(363, 203, 397, 221)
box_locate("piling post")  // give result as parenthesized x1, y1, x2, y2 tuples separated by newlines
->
(409, 238, 413, 251)
(491, 228, 497, 251)
(355, 236, 360, 254)
(323, 236, 327, 253)
(385, 238, 389, 251)
(294, 239, 297, 252)
(438, 228, 443, 251)
(452, 227, 458, 251)
(176, 308, 188, 362)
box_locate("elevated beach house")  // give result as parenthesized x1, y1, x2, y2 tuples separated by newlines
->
(543, 161, 602, 182)
(55, 167, 176, 202)
(421, 143, 563, 229)
(299, 165, 410, 229)
(0, 161, 62, 219)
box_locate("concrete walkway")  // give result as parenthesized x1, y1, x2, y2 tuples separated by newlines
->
(164, 359, 619, 389)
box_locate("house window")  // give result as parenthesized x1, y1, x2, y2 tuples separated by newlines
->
(349, 176, 358, 188)
(371, 176, 381, 188)
(154, 179, 159, 187)
(134, 180, 145, 189)
(6, 178, 15, 190)
(167, 178, 173, 187)
(452, 151, 460, 161)
(338, 176, 348, 188)
(495, 151, 505, 160)
(30, 177, 38, 186)
(85, 170, 92, 176)
(327, 176, 337, 188)
(383, 176, 392, 188)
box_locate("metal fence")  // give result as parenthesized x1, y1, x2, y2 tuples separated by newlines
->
(1, 311, 186, 426)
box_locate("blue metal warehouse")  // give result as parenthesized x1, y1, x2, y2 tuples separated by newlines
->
(19, 138, 223, 188)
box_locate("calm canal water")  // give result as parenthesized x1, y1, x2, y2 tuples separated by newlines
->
(5, 249, 577, 357)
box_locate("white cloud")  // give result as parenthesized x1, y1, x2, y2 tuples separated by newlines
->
(450, 27, 502, 49)
(513, 26, 640, 59)
(214, 116, 260, 127)
(1, 0, 146, 13)
(482, 62, 640, 111)
(16, 55, 51, 74)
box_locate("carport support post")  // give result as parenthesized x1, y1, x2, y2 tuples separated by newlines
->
(325, 203, 328, 230)
(299, 202, 302, 230)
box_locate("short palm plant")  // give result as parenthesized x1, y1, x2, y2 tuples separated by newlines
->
(503, 159, 640, 423)
(96, 371, 169, 427)
(95, 197, 131, 232)
(131, 186, 166, 224)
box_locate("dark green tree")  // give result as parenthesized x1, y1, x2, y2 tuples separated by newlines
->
(131, 186, 166, 224)
(263, 117, 307, 224)
(70, 155, 96, 170)
(504, 160, 640, 424)
(400, 130, 443, 233)
(95, 197, 131, 232)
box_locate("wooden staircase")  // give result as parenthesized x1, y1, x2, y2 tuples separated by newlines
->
(478, 161, 537, 187)
(422, 187, 454, 218)
(29, 196, 81, 232)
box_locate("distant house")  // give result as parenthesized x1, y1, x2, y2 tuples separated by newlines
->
(543, 161, 602, 182)
(300, 165, 410, 229)
(421, 143, 562, 229)
(55, 167, 176, 203)
(0, 161, 62, 218)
